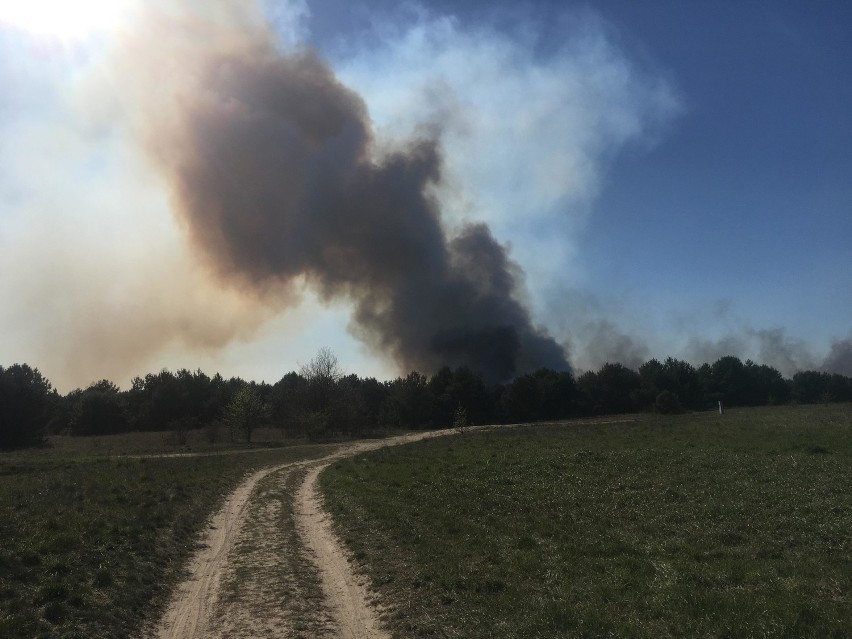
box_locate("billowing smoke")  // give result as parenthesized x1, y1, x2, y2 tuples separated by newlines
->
(580, 320, 649, 371)
(753, 328, 818, 377)
(124, 3, 567, 382)
(823, 339, 852, 377)
(7, 1, 842, 391)
(686, 328, 818, 378)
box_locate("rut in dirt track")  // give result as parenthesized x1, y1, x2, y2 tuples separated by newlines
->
(151, 429, 458, 639)
(152, 462, 288, 639)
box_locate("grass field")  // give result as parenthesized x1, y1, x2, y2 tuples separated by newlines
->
(0, 433, 335, 639)
(44, 426, 295, 457)
(321, 405, 852, 638)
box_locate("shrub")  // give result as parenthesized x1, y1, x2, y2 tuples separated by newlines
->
(655, 390, 684, 414)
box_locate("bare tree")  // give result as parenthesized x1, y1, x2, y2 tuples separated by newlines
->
(300, 346, 343, 386)
(298, 347, 344, 438)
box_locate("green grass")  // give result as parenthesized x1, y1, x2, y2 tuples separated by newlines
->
(42, 426, 299, 458)
(321, 405, 852, 638)
(0, 439, 333, 639)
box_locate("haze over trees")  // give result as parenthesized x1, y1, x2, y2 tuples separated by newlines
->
(1, 350, 851, 449)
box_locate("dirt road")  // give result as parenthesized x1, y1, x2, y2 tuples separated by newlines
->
(151, 429, 456, 639)
(152, 461, 294, 639)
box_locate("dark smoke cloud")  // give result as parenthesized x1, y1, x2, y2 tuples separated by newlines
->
(130, 7, 567, 383)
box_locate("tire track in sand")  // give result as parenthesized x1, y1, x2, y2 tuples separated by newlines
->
(152, 431, 455, 638)
(153, 461, 290, 639)
(294, 429, 463, 639)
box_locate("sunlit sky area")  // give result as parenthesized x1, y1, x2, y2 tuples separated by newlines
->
(1, 0, 850, 391)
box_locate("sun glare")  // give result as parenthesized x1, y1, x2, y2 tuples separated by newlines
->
(0, 0, 130, 39)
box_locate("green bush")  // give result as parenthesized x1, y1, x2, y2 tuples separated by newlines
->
(655, 390, 684, 414)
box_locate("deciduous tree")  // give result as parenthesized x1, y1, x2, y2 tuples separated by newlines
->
(224, 385, 268, 442)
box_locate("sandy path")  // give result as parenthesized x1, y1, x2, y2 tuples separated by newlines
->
(297, 452, 391, 639)
(207, 462, 335, 638)
(152, 462, 293, 639)
(151, 431, 455, 639)
(294, 430, 446, 639)
(294, 430, 459, 639)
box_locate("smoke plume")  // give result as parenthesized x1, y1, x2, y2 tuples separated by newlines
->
(124, 2, 567, 382)
(823, 339, 852, 377)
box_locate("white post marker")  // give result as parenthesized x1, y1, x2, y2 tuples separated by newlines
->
(718, 400, 724, 415)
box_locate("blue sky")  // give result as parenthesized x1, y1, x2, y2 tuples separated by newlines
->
(0, 0, 849, 390)
(583, 1, 852, 337)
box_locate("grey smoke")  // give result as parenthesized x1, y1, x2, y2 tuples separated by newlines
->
(576, 320, 649, 372)
(823, 339, 852, 377)
(131, 10, 567, 383)
(752, 328, 817, 377)
(683, 328, 851, 379)
(685, 335, 748, 370)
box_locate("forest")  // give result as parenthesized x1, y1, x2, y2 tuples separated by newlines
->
(2, 348, 851, 449)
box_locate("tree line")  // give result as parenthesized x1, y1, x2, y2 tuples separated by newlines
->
(2, 348, 851, 449)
